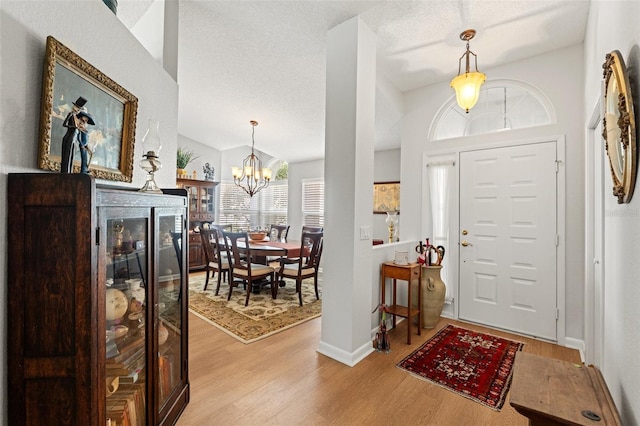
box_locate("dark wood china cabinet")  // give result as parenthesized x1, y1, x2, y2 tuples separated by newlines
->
(176, 178, 218, 271)
(7, 174, 189, 425)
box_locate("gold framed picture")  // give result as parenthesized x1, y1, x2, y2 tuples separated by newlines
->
(373, 181, 400, 214)
(37, 36, 138, 182)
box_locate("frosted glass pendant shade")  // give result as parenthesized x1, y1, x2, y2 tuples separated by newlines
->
(451, 71, 486, 113)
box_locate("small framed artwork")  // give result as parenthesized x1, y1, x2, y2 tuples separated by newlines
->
(373, 181, 400, 214)
(37, 36, 138, 182)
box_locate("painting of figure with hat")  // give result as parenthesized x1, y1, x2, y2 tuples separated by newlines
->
(76, 107, 96, 174)
(60, 96, 87, 173)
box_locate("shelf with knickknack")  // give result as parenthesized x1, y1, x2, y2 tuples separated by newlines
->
(8, 173, 189, 426)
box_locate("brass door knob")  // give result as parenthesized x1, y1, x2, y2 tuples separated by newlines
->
(461, 240, 472, 247)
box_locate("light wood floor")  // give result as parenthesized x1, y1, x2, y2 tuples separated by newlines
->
(177, 289, 580, 425)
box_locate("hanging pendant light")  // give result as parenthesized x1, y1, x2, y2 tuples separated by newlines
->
(450, 29, 486, 113)
(231, 120, 272, 197)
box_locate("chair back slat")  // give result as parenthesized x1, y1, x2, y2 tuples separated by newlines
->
(200, 229, 215, 264)
(201, 228, 225, 264)
(222, 231, 250, 274)
(301, 225, 323, 234)
(300, 231, 323, 268)
(269, 224, 290, 242)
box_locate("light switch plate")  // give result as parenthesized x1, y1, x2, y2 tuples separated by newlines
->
(360, 226, 371, 240)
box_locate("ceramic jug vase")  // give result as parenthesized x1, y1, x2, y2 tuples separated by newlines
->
(412, 265, 446, 329)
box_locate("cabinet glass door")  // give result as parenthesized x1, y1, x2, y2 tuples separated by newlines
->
(103, 211, 149, 426)
(156, 208, 187, 414)
(187, 186, 197, 214)
(205, 186, 215, 215)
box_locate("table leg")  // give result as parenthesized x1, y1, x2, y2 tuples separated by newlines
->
(407, 276, 412, 345)
(392, 278, 397, 329)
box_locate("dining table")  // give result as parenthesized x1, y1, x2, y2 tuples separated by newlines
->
(232, 238, 307, 293)
(242, 239, 304, 260)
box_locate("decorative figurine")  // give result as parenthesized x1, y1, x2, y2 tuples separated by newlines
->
(203, 162, 215, 181)
(61, 96, 87, 173)
(76, 107, 95, 174)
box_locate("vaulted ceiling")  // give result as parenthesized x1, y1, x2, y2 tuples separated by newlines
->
(117, 0, 590, 163)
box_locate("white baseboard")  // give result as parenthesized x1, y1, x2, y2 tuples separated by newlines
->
(564, 337, 585, 363)
(317, 339, 375, 367)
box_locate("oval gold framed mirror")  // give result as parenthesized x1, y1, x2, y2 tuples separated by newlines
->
(602, 50, 637, 204)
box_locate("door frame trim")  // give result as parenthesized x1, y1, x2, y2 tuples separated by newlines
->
(423, 135, 566, 345)
(585, 99, 605, 366)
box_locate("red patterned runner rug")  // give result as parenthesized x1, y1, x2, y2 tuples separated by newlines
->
(397, 324, 524, 410)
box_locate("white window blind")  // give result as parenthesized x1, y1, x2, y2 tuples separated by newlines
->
(259, 181, 288, 228)
(302, 179, 324, 227)
(218, 181, 259, 231)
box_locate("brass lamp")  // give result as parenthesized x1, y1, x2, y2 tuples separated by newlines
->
(450, 29, 486, 113)
(232, 120, 272, 197)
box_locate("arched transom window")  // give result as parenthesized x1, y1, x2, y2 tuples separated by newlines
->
(430, 80, 555, 141)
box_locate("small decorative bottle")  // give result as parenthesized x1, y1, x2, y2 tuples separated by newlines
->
(125, 279, 145, 306)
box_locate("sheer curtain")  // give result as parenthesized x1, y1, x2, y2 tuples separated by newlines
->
(427, 159, 455, 300)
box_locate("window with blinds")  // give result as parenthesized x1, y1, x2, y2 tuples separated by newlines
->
(302, 179, 324, 227)
(218, 181, 259, 231)
(259, 181, 288, 227)
(218, 181, 288, 231)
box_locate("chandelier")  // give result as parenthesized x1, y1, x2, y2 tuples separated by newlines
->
(232, 120, 272, 197)
(450, 29, 486, 113)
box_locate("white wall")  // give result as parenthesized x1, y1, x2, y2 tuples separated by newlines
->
(584, 2, 640, 423)
(401, 45, 586, 342)
(178, 133, 222, 182)
(0, 2, 179, 423)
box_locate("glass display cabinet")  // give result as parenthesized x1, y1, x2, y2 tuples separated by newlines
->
(8, 174, 189, 426)
(176, 178, 218, 271)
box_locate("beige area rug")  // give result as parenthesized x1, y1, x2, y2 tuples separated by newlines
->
(188, 273, 322, 344)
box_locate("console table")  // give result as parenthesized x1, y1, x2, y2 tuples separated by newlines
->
(510, 352, 621, 425)
(380, 262, 422, 344)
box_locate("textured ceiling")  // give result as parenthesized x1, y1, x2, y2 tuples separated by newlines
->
(117, 0, 590, 163)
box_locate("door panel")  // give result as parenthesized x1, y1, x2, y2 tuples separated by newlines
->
(459, 142, 557, 340)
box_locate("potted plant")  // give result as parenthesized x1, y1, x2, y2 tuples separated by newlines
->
(176, 147, 199, 178)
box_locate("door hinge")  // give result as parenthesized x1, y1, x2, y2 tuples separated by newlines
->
(555, 160, 561, 173)
(556, 308, 560, 320)
(96, 227, 100, 245)
(555, 235, 560, 246)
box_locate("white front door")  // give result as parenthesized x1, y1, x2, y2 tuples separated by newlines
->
(459, 142, 558, 340)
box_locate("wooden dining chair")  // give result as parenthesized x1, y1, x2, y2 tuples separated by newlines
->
(200, 228, 231, 295)
(268, 224, 290, 242)
(222, 231, 277, 306)
(277, 231, 323, 306)
(300, 226, 323, 262)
